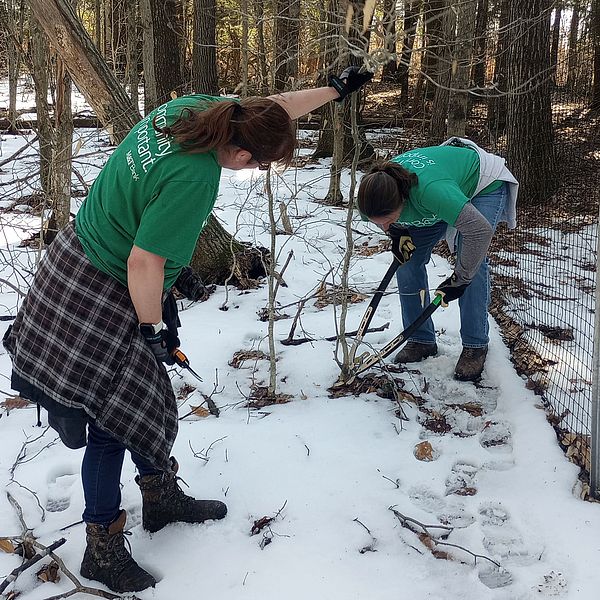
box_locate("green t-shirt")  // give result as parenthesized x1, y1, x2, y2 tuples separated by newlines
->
(76, 95, 225, 289)
(391, 146, 501, 227)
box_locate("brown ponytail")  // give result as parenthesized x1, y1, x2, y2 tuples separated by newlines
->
(153, 97, 296, 167)
(357, 161, 418, 218)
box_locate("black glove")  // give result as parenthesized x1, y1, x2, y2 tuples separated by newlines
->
(174, 266, 215, 302)
(140, 322, 178, 365)
(435, 273, 469, 307)
(329, 66, 374, 102)
(388, 224, 416, 264)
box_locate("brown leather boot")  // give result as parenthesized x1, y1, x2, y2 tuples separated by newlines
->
(136, 458, 227, 533)
(454, 346, 488, 381)
(80, 510, 156, 593)
(394, 341, 438, 364)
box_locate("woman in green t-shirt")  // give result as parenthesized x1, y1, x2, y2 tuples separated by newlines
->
(4, 67, 372, 593)
(357, 140, 518, 383)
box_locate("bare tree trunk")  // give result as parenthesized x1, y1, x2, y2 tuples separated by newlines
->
(50, 54, 73, 234)
(447, 0, 477, 137)
(313, 0, 340, 158)
(94, 0, 100, 47)
(550, 1, 563, 84)
(506, 0, 557, 204)
(126, 0, 139, 110)
(487, 0, 510, 139)
(192, 0, 218, 94)
(241, 0, 249, 96)
(471, 0, 488, 89)
(253, 0, 269, 93)
(398, 0, 420, 101)
(140, 0, 183, 112)
(29, 16, 53, 195)
(567, 0, 581, 89)
(2, 0, 24, 132)
(428, 1, 454, 143)
(27, 0, 141, 143)
(273, 0, 300, 91)
(381, 0, 398, 81)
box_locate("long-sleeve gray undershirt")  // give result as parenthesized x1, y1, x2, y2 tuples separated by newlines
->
(452, 202, 494, 285)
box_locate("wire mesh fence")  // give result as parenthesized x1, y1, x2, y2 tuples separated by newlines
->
(486, 38, 599, 497)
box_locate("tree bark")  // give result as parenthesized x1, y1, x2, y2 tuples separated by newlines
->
(50, 53, 73, 234)
(273, 0, 300, 91)
(550, 1, 563, 84)
(471, 0, 488, 89)
(398, 0, 420, 101)
(428, 1, 454, 143)
(253, 0, 270, 93)
(126, 0, 139, 110)
(487, 0, 510, 138)
(566, 0, 581, 89)
(193, 0, 218, 95)
(140, 0, 183, 112)
(29, 16, 53, 195)
(506, 0, 557, 204)
(447, 0, 477, 137)
(27, 0, 141, 143)
(381, 0, 398, 81)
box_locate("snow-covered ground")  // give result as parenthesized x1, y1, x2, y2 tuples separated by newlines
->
(0, 88, 599, 600)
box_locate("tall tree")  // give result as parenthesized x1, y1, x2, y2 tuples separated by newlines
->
(567, 0, 581, 88)
(506, 0, 557, 204)
(193, 0, 218, 94)
(381, 0, 398, 81)
(125, 0, 139, 109)
(471, 0, 488, 89)
(398, 0, 420, 101)
(550, 1, 563, 84)
(273, 0, 300, 91)
(447, 0, 477, 137)
(487, 0, 510, 138)
(140, 0, 183, 112)
(428, 1, 455, 143)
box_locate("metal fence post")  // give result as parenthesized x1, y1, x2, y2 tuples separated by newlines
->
(591, 217, 600, 499)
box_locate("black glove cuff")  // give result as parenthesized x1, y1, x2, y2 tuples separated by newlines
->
(328, 74, 346, 102)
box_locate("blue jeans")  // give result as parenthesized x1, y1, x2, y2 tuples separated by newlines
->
(82, 422, 160, 526)
(396, 182, 508, 348)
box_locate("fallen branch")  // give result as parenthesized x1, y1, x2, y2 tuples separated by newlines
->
(281, 322, 389, 346)
(0, 537, 66, 594)
(389, 507, 500, 567)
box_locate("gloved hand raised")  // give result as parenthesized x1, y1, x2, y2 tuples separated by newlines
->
(174, 266, 216, 302)
(388, 223, 416, 264)
(329, 66, 374, 102)
(139, 321, 179, 365)
(435, 273, 469, 307)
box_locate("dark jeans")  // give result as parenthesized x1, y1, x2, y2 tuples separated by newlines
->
(396, 182, 508, 348)
(82, 422, 160, 526)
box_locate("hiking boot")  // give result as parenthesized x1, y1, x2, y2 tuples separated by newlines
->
(394, 342, 438, 364)
(136, 457, 227, 533)
(454, 346, 488, 382)
(80, 510, 156, 593)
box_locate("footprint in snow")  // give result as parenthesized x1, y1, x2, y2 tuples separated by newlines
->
(479, 503, 543, 566)
(444, 461, 478, 496)
(408, 485, 475, 528)
(46, 472, 78, 513)
(479, 420, 513, 452)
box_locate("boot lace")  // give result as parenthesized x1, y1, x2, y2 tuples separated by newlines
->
(107, 529, 134, 562)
